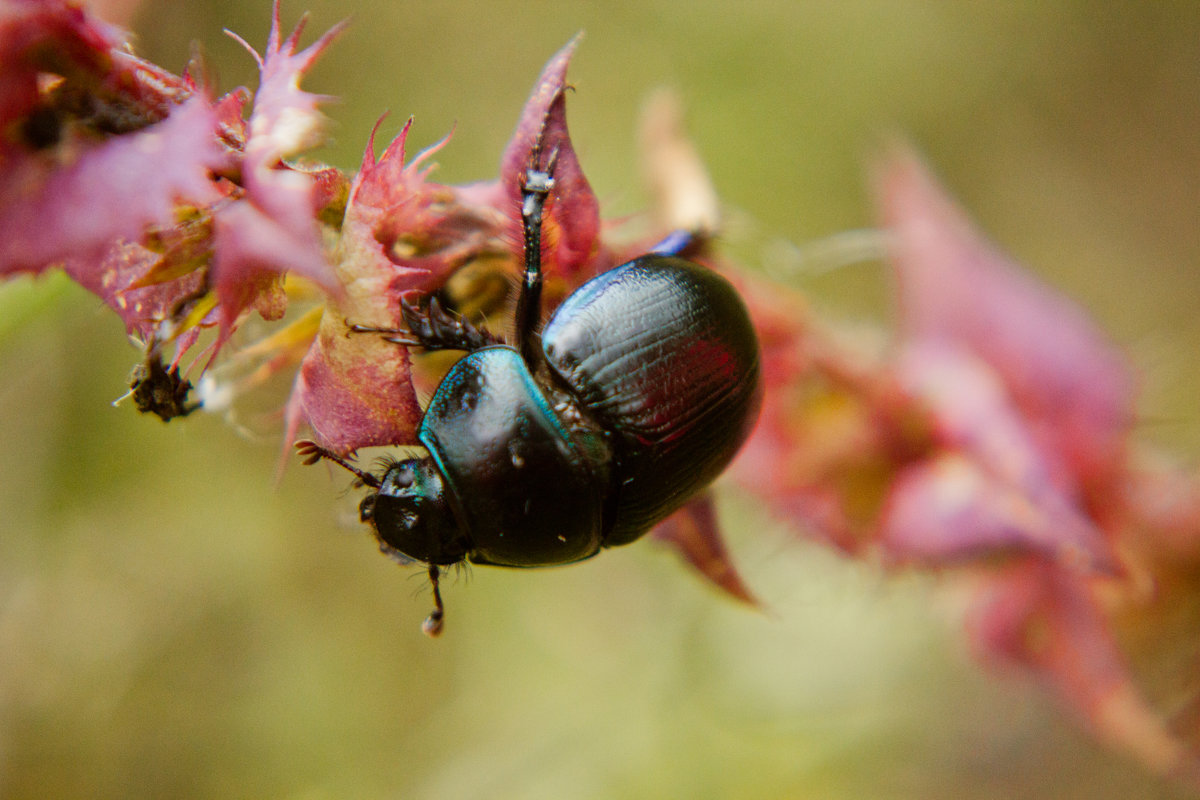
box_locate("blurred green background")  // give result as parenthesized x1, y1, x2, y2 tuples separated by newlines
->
(2, 1, 1199, 797)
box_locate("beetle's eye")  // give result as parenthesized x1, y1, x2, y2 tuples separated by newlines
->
(390, 461, 418, 488)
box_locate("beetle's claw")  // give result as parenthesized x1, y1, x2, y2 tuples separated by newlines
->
(294, 439, 324, 465)
(347, 319, 400, 336)
(521, 161, 555, 197)
(422, 609, 444, 637)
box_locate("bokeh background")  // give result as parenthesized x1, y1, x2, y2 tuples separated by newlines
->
(2, 1, 1200, 797)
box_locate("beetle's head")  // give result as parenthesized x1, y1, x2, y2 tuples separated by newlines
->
(360, 457, 468, 566)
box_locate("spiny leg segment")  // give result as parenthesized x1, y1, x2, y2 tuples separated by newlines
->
(347, 295, 503, 352)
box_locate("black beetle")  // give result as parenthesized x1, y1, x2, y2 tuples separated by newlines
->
(299, 146, 761, 635)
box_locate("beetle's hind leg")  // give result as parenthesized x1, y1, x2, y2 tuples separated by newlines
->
(514, 146, 558, 368)
(347, 296, 503, 352)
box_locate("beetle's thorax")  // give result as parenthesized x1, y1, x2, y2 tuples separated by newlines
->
(415, 346, 613, 567)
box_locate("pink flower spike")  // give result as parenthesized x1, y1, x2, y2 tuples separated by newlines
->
(876, 147, 1135, 489)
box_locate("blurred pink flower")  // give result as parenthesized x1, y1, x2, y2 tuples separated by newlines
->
(730, 147, 1200, 784)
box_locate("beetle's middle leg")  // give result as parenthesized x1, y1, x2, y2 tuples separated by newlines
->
(347, 295, 503, 352)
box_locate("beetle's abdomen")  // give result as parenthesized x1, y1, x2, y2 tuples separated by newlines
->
(542, 256, 762, 544)
(419, 347, 609, 566)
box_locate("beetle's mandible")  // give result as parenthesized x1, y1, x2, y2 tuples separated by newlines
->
(298, 135, 762, 636)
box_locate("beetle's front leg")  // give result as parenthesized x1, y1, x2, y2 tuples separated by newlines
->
(348, 296, 503, 352)
(295, 439, 382, 488)
(422, 564, 446, 637)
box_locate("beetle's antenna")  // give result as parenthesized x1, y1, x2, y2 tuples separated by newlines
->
(515, 146, 557, 368)
(422, 564, 446, 637)
(294, 440, 382, 489)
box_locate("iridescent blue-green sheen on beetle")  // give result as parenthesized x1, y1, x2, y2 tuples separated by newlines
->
(299, 149, 761, 635)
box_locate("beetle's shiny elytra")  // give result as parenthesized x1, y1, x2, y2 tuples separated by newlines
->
(299, 143, 762, 636)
